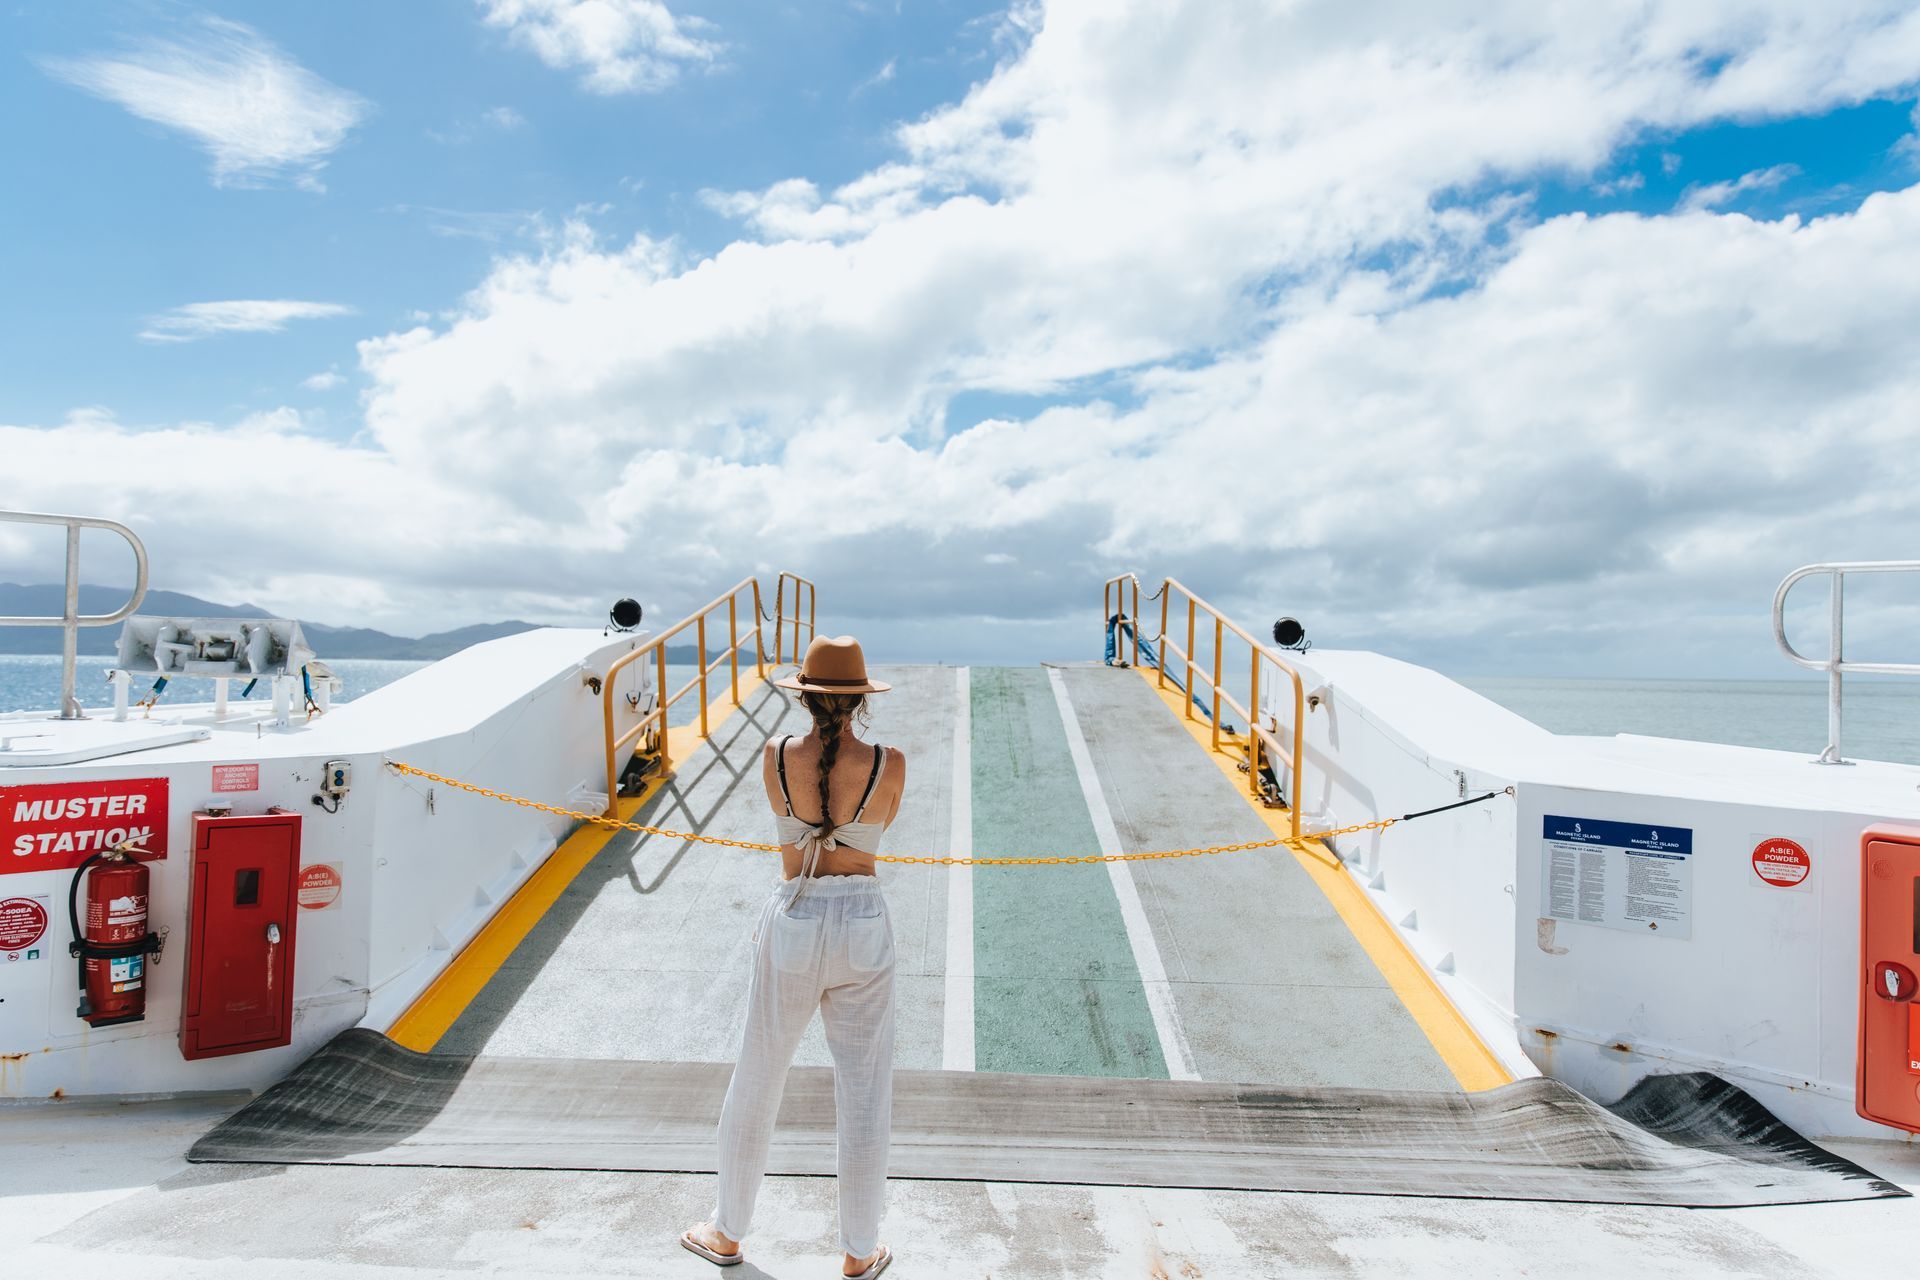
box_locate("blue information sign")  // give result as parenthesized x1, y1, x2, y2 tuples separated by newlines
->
(1541, 815, 1693, 939)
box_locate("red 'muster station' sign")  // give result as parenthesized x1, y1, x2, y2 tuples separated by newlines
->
(0, 779, 169, 873)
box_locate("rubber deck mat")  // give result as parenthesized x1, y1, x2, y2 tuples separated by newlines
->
(188, 1029, 1903, 1207)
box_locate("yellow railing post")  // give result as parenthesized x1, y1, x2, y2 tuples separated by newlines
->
(1210, 616, 1223, 752)
(773, 578, 785, 666)
(1289, 677, 1303, 841)
(1102, 578, 1113, 662)
(697, 614, 709, 738)
(1184, 597, 1196, 719)
(602, 691, 619, 821)
(752, 580, 767, 677)
(728, 595, 740, 705)
(655, 642, 671, 776)
(1131, 578, 1140, 669)
(1249, 648, 1262, 800)
(807, 581, 816, 649)
(1158, 584, 1169, 688)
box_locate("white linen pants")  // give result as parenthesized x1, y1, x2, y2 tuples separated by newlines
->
(713, 874, 896, 1258)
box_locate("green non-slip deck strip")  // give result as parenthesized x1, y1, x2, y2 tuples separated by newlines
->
(968, 667, 1167, 1078)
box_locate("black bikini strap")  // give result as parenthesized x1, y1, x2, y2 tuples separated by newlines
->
(775, 736, 795, 815)
(852, 743, 885, 820)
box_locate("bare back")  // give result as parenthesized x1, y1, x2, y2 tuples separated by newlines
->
(762, 731, 907, 878)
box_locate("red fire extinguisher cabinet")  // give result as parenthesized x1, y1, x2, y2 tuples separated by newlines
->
(181, 810, 301, 1060)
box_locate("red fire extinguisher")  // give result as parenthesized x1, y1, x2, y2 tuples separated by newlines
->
(67, 845, 164, 1027)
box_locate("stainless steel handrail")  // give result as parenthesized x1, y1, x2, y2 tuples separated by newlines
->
(1772, 560, 1920, 764)
(0, 511, 150, 720)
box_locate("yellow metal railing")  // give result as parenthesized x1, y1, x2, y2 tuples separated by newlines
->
(771, 571, 817, 666)
(1104, 574, 1305, 841)
(601, 574, 816, 816)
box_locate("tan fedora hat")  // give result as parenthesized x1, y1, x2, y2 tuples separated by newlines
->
(775, 635, 892, 695)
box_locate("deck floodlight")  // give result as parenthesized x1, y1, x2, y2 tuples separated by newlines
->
(1272, 616, 1308, 651)
(609, 598, 644, 632)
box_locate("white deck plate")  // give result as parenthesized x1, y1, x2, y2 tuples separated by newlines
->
(0, 718, 210, 767)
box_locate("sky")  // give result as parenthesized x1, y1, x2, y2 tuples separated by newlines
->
(4, 0, 1920, 677)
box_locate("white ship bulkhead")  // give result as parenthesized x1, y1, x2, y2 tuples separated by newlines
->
(1266, 648, 1920, 1141)
(0, 627, 657, 1098)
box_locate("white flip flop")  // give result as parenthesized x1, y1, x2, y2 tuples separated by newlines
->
(680, 1226, 744, 1267)
(844, 1244, 892, 1279)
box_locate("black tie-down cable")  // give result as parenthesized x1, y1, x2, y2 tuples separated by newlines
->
(1397, 788, 1513, 823)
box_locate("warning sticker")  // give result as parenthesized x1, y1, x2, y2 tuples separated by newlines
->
(211, 763, 260, 793)
(0, 896, 49, 952)
(109, 954, 144, 991)
(297, 863, 342, 910)
(1752, 836, 1812, 890)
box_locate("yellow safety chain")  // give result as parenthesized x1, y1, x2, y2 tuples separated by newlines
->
(384, 760, 1399, 865)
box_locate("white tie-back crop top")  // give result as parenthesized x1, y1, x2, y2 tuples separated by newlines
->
(773, 735, 887, 860)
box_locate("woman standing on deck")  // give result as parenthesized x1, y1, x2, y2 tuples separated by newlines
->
(682, 635, 906, 1279)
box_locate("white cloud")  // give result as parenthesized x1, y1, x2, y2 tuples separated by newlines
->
(42, 18, 368, 191)
(485, 105, 528, 130)
(1679, 163, 1801, 211)
(0, 408, 554, 633)
(301, 370, 346, 391)
(854, 58, 897, 96)
(1896, 101, 1920, 164)
(15, 1, 1920, 671)
(140, 300, 353, 344)
(387, 204, 542, 243)
(1593, 172, 1646, 196)
(476, 0, 719, 94)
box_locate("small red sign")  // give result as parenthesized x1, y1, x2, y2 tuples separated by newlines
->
(211, 764, 259, 793)
(296, 863, 341, 910)
(0, 897, 47, 951)
(0, 779, 168, 873)
(1752, 837, 1811, 888)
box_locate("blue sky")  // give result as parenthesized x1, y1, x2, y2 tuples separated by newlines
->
(2, 0, 1007, 427)
(5, 2, 1920, 676)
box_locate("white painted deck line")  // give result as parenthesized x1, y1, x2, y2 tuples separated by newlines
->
(1048, 666, 1199, 1082)
(942, 666, 976, 1073)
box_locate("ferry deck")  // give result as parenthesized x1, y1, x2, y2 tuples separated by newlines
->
(6, 543, 1920, 1277)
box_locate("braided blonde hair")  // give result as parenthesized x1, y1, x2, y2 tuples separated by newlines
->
(801, 691, 869, 832)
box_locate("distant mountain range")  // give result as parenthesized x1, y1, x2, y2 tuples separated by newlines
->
(0, 584, 704, 662)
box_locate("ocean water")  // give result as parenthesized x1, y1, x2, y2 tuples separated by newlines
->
(1457, 675, 1920, 766)
(0, 654, 435, 714)
(2, 654, 1912, 763)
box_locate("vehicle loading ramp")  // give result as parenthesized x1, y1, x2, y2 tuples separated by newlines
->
(412, 665, 1478, 1087)
(189, 1028, 1900, 1208)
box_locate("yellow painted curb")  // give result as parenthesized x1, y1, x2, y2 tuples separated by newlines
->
(388, 668, 770, 1051)
(1131, 665, 1511, 1091)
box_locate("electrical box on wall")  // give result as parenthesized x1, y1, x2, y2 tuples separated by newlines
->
(1858, 824, 1920, 1132)
(321, 760, 350, 797)
(180, 810, 300, 1061)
